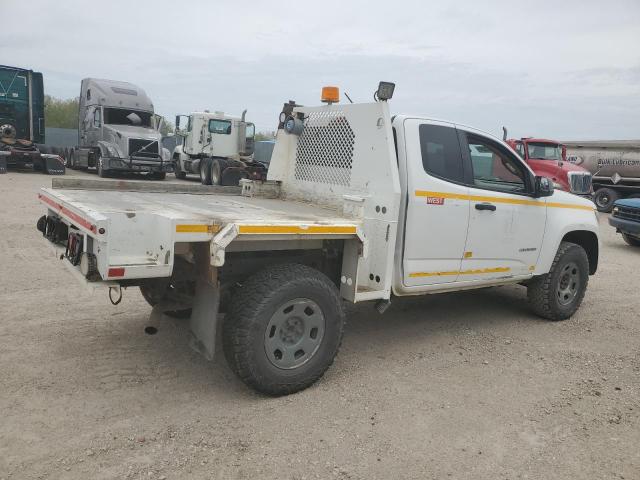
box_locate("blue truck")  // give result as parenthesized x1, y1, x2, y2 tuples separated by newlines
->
(609, 198, 640, 247)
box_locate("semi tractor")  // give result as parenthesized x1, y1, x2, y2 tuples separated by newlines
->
(564, 140, 640, 212)
(502, 130, 592, 197)
(0, 64, 65, 174)
(67, 78, 172, 179)
(36, 82, 599, 396)
(172, 110, 266, 185)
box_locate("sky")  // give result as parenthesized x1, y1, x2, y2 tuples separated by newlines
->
(1, 0, 639, 139)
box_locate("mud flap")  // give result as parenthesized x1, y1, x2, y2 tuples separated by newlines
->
(44, 155, 65, 175)
(221, 167, 246, 186)
(0, 155, 6, 174)
(188, 278, 220, 360)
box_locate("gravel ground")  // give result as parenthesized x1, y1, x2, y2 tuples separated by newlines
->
(1, 169, 638, 480)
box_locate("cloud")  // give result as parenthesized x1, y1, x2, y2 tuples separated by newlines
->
(1, 0, 638, 138)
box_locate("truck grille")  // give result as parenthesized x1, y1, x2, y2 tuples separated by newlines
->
(613, 205, 640, 222)
(568, 171, 592, 194)
(128, 139, 159, 159)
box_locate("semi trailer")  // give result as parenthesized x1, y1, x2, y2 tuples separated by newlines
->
(36, 82, 599, 396)
(172, 110, 266, 185)
(66, 78, 172, 179)
(564, 140, 640, 212)
(0, 65, 65, 174)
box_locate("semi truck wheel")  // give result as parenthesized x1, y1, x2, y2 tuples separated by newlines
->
(593, 187, 619, 212)
(622, 233, 640, 247)
(222, 263, 345, 396)
(199, 158, 212, 185)
(97, 154, 109, 178)
(527, 242, 589, 321)
(210, 159, 222, 185)
(68, 149, 76, 169)
(174, 156, 187, 179)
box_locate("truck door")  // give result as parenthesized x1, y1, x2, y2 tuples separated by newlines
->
(402, 120, 471, 286)
(459, 130, 546, 281)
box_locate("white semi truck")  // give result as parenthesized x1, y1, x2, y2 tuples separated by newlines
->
(37, 83, 599, 395)
(172, 110, 266, 185)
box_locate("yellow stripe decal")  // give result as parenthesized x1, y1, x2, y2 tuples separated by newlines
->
(415, 190, 594, 211)
(409, 267, 511, 278)
(176, 224, 221, 234)
(238, 225, 357, 235)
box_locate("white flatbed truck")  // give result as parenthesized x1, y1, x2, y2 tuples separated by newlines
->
(37, 83, 599, 395)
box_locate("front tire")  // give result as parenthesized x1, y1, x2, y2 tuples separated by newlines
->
(174, 157, 187, 179)
(593, 187, 619, 212)
(622, 233, 640, 247)
(527, 242, 589, 321)
(222, 263, 345, 396)
(96, 154, 109, 178)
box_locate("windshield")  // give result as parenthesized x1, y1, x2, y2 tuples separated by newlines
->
(104, 108, 152, 127)
(527, 142, 562, 161)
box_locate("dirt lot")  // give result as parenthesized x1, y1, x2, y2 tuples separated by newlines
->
(1, 169, 638, 480)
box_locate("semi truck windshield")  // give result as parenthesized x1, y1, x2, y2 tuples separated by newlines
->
(104, 108, 152, 127)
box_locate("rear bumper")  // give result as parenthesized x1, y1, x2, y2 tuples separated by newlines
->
(609, 216, 640, 235)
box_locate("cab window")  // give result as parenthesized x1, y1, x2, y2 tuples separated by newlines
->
(93, 108, 102, 128)
(208, 119, 231, 135)
(467, 135, 527, 194)
(418, 124, 464, 183)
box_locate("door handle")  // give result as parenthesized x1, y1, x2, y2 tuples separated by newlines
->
(475, 203, 496, 211)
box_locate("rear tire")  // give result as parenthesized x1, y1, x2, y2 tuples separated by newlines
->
(593, 187, 619, 212)
(622, 233, 640, 247)
(139, 284, 192, 319)
(199, 158, 212, 185)
(527, 242, 589, 321)
(210, 159, 222, 186)
(222, 263, 345, 396)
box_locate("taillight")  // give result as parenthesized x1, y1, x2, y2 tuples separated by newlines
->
(107, 267, 125, 278)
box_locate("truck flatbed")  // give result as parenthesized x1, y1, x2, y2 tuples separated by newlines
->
(39, 179, 360, 280)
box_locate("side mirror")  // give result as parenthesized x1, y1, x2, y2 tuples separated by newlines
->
(534, 176, 554, 198)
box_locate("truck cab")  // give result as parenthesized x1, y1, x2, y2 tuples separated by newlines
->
(506, 137, 592, 196)
(172, 110, 263, 185)
(68, 78, 172, 178)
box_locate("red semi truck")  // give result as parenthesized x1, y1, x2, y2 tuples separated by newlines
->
(503, 130, 592, 197)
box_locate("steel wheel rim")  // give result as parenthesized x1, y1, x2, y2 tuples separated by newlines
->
(556, 261, 580, 306)
(596, 193, 609, 207)
(264, 298, 325, 370)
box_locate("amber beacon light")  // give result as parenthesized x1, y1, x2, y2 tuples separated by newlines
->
(321, 86, 340, 104)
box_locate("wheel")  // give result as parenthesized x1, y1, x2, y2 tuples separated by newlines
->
(199, 158, 212, 185)
(139, 284, 192, 319)
(593, 187, 619, 212)
(174, 156, 187, 179)
(527, 242, 589, 321)
(68, 149, 76, 169)
(96, 153, 109, 178)
(210, 159, 222, 185)
(621, 233, 640, 247)
(223, 263, 345, 396)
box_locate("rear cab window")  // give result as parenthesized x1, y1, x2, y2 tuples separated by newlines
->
(418, 124, 465, 183)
